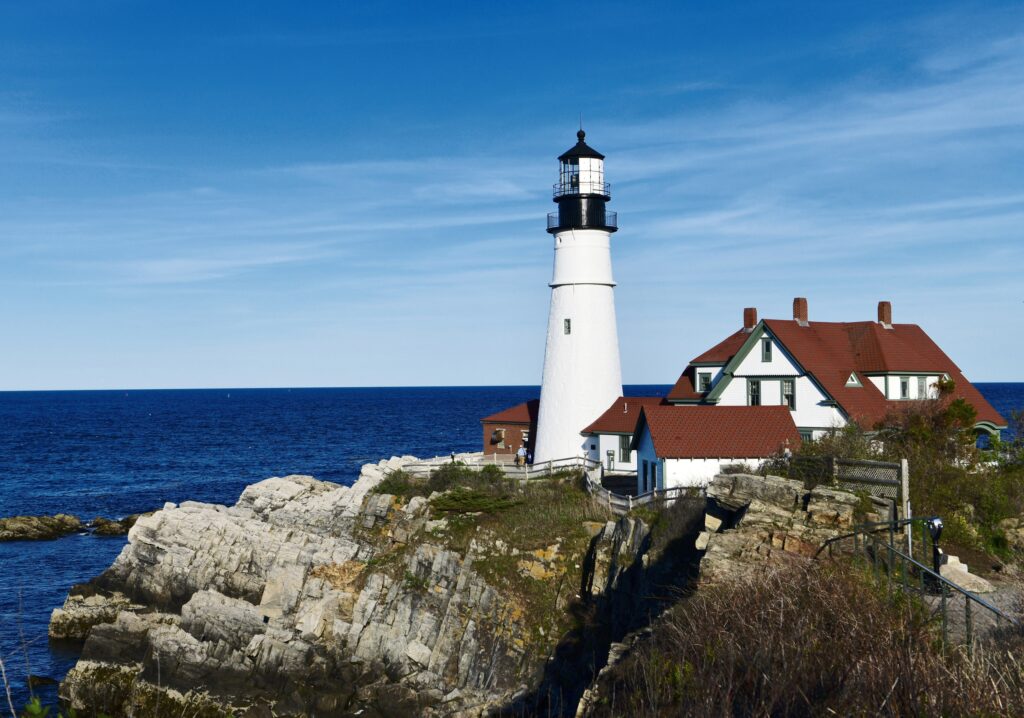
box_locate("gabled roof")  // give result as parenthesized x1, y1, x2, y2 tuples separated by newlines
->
(481, 399, 539, 425)
(699, 319, 1006, 428)
(635, 405, 800, 459)
(762, 319, 1005, 427)
(582, 396, 665, 435)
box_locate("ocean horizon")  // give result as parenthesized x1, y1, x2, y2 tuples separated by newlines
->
(1, 382, 1021, 706)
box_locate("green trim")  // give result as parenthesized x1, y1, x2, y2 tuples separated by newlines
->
(975, 421, 1008, 434)
(689, 361, 726, 367)
(703, 323, 838, 415)
(666, 398, 702, 405)
(704, 323, 766, 403)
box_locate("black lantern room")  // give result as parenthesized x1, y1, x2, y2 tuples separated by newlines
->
(547, 130, 617, 234)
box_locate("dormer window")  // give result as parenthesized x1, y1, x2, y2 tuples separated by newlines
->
(845, 372, 862, 387)
(698, 372, 711, 392)
(761, 338, 772, 362)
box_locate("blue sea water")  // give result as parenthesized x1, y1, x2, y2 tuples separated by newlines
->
(0, 383, 1020, 707)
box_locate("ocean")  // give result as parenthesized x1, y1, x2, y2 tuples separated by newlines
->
(0, 383, 1020, 706)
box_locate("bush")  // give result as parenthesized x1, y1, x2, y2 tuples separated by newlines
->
(373, 469, 417, 498)
(429, 487, 521, 513)
(585, 561, 1024, 717)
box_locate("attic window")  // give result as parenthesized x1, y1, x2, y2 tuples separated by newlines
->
(761, 338, 772, 362)
(698, 372, 711, 392)
(846, 372, 862, 387)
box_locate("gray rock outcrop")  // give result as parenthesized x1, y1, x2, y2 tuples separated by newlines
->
(0, 513, 83, 541)
(55, 456, 633, 717)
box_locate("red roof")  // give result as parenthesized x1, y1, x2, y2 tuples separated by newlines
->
(639, 405, 801, 459)
(690, 330, 748, 364)
(481, 399, 539, 425)
(582, 396, 665, 435)
(761, 319, 1005, 428)
(667, 366, 704, 402)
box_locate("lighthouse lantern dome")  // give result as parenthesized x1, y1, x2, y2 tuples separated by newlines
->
(554, 130, 609, 199)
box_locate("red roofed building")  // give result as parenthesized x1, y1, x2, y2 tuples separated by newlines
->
(666, 298, 1006, 441)
(631, 405, 801, 490)
(480, 400, 538, 458)
(580, 396, 665, 472)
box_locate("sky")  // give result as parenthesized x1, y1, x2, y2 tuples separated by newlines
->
(1, 1, 1022, 390)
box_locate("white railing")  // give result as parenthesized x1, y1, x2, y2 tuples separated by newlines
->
(582, 469, 702, 516)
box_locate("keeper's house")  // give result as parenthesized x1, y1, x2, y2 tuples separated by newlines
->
(664, 298, 1006, 441)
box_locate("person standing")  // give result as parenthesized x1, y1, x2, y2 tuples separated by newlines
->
(516, 445, 527, 467)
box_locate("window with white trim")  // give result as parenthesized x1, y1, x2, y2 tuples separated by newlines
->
(917, 376, 927, 398)
(698, 371, 711, 392)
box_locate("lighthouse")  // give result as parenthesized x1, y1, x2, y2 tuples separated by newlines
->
(532, 130, 624, 465)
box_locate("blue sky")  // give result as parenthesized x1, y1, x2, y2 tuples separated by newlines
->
(1, 1, 1022, 389)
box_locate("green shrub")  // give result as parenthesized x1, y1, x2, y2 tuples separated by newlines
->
(373, 469, 417, 497)
(429, 487, 521, 513)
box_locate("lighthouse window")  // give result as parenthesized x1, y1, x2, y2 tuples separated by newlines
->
(564, 318, 572, 335)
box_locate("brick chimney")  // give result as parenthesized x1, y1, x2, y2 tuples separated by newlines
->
(793, 297, 809, 326)
(743, 307, 757, 332)
(878, 300, 893, 328)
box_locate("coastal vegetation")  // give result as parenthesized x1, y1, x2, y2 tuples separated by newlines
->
(770, 379, 1024, 562)
(583, 560, 1024, 717)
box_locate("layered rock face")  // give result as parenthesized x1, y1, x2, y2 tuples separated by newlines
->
(698, 473, 875, 582)
(53, 458, 648, 717)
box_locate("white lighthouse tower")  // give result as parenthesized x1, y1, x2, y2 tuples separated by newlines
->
(532, 130, 623, 464)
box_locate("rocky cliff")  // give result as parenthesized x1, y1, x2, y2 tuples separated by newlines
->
(52, 464, 900, 717)
(51, 458, 653, 717)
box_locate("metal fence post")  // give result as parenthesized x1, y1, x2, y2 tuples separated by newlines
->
(941, 587, 948, 653)
(965, 599, 973, 657)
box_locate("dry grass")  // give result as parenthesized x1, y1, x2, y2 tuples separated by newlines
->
(586, 560, 1024, 717)
(309, 560, 365, 591)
